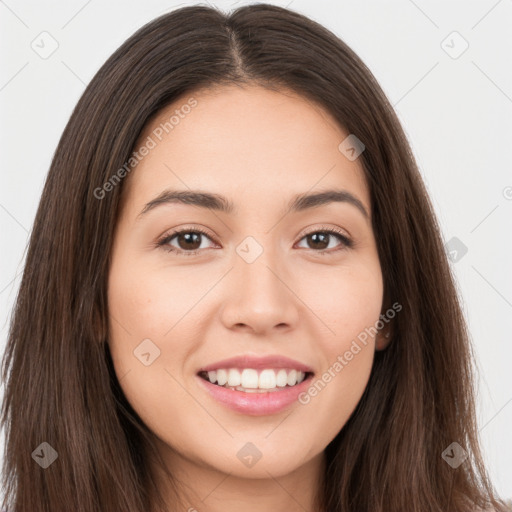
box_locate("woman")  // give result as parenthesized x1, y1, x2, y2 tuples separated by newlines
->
(1, 3, 508, 511)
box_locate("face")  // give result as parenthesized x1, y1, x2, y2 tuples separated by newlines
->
(107, 84, 385, 483)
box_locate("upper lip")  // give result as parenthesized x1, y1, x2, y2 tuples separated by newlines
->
(198, 354, 314, 374)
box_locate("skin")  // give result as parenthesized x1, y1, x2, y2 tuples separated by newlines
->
(107, 84, 390, 512)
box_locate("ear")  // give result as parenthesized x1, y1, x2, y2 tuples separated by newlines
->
(375, 324, 392, 351)
(375, 297, 395, 351)
(93, 300, 108, 345)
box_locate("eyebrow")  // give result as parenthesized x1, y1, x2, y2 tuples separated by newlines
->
(137, 188, 370, 220)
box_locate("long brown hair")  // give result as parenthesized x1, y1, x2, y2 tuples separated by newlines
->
(1, 4, 507, 511)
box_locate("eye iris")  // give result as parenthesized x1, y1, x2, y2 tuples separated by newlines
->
(177, 232, 202, 250)
(308, 232, 329, 250)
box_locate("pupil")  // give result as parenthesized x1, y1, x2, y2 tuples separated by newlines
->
(309, 232, 328, 250)
(179, 232, 201, 250)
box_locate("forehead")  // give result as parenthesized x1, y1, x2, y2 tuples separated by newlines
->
(121, 84, 370, 218)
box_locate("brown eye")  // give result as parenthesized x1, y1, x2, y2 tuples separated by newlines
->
(174, 232, 203, 251)
(297, 229, 352, 253)
(157, 228, 217, 256)
(305, 232, 330, 250)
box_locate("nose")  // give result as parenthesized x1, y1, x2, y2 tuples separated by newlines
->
(219, 244, 300, 336)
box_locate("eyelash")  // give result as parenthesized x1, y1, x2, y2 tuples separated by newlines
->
(155, 225, 353, 257)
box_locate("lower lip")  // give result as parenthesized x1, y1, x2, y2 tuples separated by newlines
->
(196, 374, 313, 416)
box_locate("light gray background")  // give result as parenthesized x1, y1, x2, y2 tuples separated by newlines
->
(1, 0, 511, 500)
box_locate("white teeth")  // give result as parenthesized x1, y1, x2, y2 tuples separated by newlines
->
(259, 369, 276, 389)
(227, 368, 241, 387)
(276, 369, 288, 387)
(241, 369, 259, 389)
(201, 367, 310, 391)
(216, 369, 228, 386)
(287, 369, 297, 386)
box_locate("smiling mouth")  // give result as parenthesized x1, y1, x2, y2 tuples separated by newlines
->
(197, 368, 314, 393)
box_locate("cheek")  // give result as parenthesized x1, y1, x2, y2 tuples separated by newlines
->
(297, 343, 374, 455)
(292, 260, 382, 434)
(108, 258, 181, 337)
(293, 257, 383, 346)
(107, 251, 215, 352)
(106, 261, 204, 445)
(106, 254, 195, 408)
